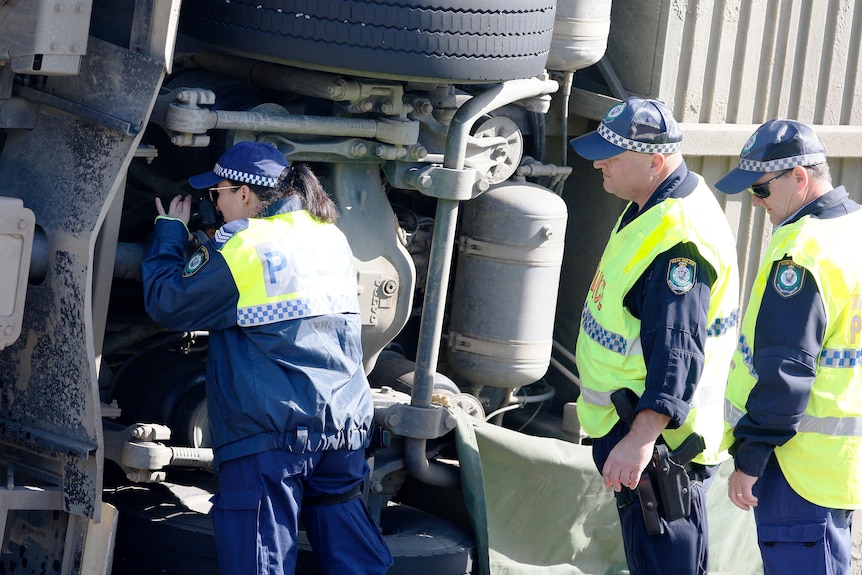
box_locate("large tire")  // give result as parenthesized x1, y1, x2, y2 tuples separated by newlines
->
(179, 0, 556, 83)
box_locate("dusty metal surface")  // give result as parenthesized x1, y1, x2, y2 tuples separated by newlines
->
(0, 36, 165, 519)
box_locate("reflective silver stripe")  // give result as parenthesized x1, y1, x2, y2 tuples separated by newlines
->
(725, 399, 744, 427)
(798, 414, 862, 436)
(581, 383, 721, 411)
(580, 306, 642, 356)
(819, 347, 862, 368)
(726, 398, 862, 437)
(578, 387, 615, 407)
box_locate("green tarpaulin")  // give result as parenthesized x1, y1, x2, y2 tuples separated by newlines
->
(453, 408, 763, 575)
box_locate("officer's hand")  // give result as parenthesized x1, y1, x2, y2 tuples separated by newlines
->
(602, 409, 670, 492)
(728, 469, 758, 511)
(602, 433, 654, 492)
(155, 194, 193, 225)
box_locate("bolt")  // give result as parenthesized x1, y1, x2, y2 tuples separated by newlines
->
(410, 145, 428, 160)
(416, 173, 432, 189)
(326, 80, 347, 100)
(381, 279, 397, 295)
(414, 99, 433, 115)
(385, 414, 401, 428)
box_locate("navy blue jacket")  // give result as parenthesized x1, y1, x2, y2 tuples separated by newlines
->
(141, 197, 373, 469)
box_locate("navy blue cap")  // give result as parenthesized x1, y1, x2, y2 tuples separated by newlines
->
(188, 141, 289, 189)
(715, 119, 827, 194)
(570, 97, 683, 160)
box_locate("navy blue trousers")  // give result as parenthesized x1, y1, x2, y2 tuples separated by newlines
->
(753, 460, 852, 575)
(593, 421, 714, 575)
(211, 448, 393, 575)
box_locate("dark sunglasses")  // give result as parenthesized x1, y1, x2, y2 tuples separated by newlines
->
(208, 184, 242, 203)
(749, 168, 794, 199)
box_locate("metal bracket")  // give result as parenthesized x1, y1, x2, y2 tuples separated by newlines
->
(377, 403, 456, 440)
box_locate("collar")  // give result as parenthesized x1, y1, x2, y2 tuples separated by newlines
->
(777, 186, 857, 227)
(262, 194, 305, 217)
(620, 161, 695, 229)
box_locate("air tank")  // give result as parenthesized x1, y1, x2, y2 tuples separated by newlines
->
(546, 0, 613, 72)
(446, 181, 567, 389)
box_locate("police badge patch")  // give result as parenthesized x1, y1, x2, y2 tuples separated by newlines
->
(773, 259, 803, 297)
(667, 257, 696, 294)
(183, 246, 210, 277)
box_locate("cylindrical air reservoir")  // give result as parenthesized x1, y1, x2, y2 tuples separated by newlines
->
(546, 0, 612, 72)
(446, 181, 567, 388)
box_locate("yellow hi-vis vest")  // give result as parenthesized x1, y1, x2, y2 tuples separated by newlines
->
(576, 177, 739, 465)
(724, 209, 862, 508)
(219, 210, 359, 326)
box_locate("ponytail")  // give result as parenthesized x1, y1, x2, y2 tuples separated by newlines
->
(246, 163, 339, 223)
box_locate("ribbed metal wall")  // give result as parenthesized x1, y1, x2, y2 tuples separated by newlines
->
(601, 0, 862, 301)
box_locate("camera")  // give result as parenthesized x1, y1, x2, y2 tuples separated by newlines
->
(188, 197, 223, 232)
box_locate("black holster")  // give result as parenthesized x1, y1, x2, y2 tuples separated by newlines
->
(610, 389, 705, 536)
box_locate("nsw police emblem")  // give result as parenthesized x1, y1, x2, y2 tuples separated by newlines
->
(605, 102, 626, 120)
(667, 257, 696, 294)
(183, 246, 209, 277)
(774, 259, 803, 297)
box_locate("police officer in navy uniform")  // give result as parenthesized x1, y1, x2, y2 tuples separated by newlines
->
(715, 119, 862, 575)
(142, 141, 393, 575)
(570, 97, 740, 575)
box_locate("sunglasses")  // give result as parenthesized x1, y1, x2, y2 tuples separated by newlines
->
(748, 168, 794, 199)
(208, 185, 242, 203)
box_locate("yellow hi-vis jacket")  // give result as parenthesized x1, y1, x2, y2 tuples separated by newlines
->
(576, 177, 739, 465)
(219, 209, 360, 325)
(724, 209, 862, 508)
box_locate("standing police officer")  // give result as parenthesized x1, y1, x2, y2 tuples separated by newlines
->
(715, 119, 862, 575)
(142, 141, 392, 575)
(570, 97, 740, 575)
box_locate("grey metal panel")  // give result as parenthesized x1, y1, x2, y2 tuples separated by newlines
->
(0, 36, 166, 520)
(607, 0, 862, 125)
(597, 0, 862, 305)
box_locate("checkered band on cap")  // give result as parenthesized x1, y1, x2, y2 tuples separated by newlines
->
(598, 122, 681, 155)
(737, 152, 828, 173)
(214, 162, 280, 188)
